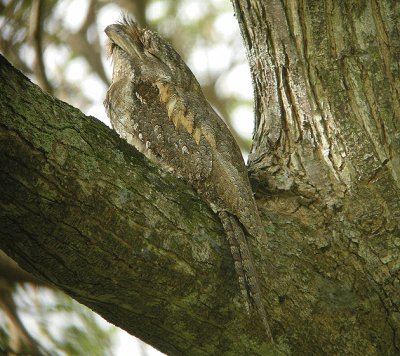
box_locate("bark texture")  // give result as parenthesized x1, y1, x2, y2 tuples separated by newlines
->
(0, 0, 399, 353)
(231, 0, 400, 354)
(0, 55, 278, 355)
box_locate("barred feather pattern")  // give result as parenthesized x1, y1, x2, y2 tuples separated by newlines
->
(104, 17, 273, 341)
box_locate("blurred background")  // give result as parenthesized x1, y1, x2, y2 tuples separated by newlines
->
(0, 0, 253, 354)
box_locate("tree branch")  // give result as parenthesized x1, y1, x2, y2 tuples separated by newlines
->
(66, 0, 109, 86)
(0, 55, 278, 355)
(29, 0, 52, 93)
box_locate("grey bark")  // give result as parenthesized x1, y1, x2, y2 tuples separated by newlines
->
(0, 0, 399, 353)
(232, 0, 400, 354)
(0, 55, 277, 355)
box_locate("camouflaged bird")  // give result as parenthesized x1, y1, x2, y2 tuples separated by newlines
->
(104, 17, 273, 340)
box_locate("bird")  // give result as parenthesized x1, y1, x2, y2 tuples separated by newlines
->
(104, 16, 273, 341)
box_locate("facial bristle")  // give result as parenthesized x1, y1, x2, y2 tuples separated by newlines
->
(105, 39, 115, 59)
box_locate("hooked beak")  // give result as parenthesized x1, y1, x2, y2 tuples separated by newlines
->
(105, 23, 144, 59)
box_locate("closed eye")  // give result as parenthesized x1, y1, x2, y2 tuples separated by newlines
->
(146, 50, 162, 61)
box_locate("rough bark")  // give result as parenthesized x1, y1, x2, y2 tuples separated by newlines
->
(0, 55, 279, 355)
(0, 0, 399, 353)
(231, 0, 400, 354)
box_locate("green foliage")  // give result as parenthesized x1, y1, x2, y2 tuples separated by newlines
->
(0, 286, 115, 355)
(39, 291, 115, 355)
(0, 324, 11, 354)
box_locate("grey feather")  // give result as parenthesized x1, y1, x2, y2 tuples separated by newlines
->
(104, 17, 273, 341)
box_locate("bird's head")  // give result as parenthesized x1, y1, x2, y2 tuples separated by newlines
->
(105, 16, 200, 91)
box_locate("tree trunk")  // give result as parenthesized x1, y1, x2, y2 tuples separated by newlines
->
(231, 0, 400, 354)
(0, 0, 399, 354)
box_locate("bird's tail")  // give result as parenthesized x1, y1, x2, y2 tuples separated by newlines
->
(219, 211, 273, 341)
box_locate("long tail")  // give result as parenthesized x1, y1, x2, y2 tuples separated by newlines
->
(219, 211, 273, 341)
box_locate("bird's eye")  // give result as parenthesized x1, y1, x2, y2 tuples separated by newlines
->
(147, 51, 162, 61)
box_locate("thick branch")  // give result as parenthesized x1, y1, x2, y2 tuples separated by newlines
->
(2, 4, 399, 349)
(0, 55, 278, 355)
(231, 1, 400, 354)
(233, 0, 400, 202)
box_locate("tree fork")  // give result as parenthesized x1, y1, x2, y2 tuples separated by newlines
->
(1, 0, 400, 349)
(0, 55, 280, 355)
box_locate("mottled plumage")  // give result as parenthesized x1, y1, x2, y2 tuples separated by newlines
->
(104, 17, 272, 340)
